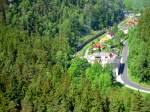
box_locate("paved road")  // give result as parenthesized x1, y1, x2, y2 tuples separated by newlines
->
(119, 42, 150, 93)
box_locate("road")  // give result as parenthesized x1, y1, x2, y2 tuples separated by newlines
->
(119, 42, 150, 93)
(75, 17, 150, 93)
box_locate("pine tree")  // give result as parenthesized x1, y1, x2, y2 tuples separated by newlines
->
(131, 92, 145, 112)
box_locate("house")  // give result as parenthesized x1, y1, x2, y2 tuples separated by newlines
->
(93, 43, 104, 49)
(127, 19, 138, 27)
(107, 32, 115, 39)
(119, 18, 138, 34)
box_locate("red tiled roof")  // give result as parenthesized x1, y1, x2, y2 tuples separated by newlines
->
(93, 43, 104, 48)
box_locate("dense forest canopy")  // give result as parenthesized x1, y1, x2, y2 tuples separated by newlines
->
(0, 0, 150, 112)
(1, 25, 150, 111)
(124, 0, 150, 11)
(128, 8, 150, 82)
(1, 0, 124, 52)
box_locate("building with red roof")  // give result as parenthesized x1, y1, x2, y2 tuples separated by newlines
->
(93, 43, 104, 49)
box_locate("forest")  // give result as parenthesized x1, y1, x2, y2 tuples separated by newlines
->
(124, 0, 150, 11)
(0, 0, 150, 112)
(128, 8, 150, 84)
(0, 0, 124, 52)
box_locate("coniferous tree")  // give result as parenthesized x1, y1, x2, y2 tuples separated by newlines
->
(131, 92, 145, 112)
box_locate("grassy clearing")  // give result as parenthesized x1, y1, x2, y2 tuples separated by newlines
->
(79, 30, 100, 43)
(76, 34, 106, 57)
(79, 34, 93, 43)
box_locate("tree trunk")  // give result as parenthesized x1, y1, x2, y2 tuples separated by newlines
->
(0, 0, 6, 24)
(1, 6, 6, 23)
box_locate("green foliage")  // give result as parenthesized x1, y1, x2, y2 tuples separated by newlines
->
(111, 24, 118, 33)
(110, 100, 125, 112)
(1, 0, 125, 52)
(1, 1, 150, 112)
(0, 24, 70, 111)
(128, 8, 150, 82)
(0, 0, 6, 24)
(130, 92, 148, 112)
(68, 58, 90, 77)
(86, 64, 112, 93)
(124, 0, 150, 11)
